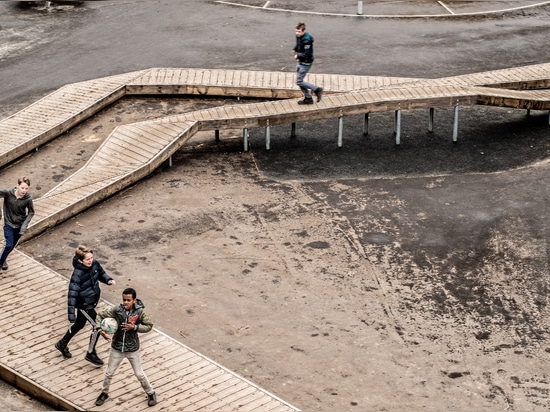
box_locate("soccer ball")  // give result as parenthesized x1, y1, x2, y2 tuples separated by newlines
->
(100, 317, 118, 334)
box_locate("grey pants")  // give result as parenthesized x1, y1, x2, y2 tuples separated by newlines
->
(296, 63, 318, 99)
(101, 348, 154, 395)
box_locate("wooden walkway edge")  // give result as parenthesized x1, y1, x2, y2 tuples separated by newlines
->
(0, 63, 549, 411)
(0, 250, 300, 411)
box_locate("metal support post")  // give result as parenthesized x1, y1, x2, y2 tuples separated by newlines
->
(428, 108, 434, 133)
(215, 129, 220, 142)
(527, 109, 531, 117)
(265, 123, 271, 150)
(338, 115, 344, 148)
(243, 128, 249, 151)
(290, 122, 296, 138)
(357, 1, 363, 15)
(363, 113, 369, 135)
(452, 105, 459, 142)
(395, 110, 401, 145)
(168, 156, 173, 167)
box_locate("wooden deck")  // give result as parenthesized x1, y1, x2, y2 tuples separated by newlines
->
(0, 250, 299, 411)
(0, 63, 549, 410)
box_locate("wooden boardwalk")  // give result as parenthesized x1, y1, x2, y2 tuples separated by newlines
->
(0, 63, 549, 410)
(0, 250, 299, 411)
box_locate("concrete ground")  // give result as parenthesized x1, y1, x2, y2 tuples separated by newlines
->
(0, 1, 549, 411)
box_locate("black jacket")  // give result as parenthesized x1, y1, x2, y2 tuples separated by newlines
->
(294, 32, 315, 64)
(67, 256, 112, 322)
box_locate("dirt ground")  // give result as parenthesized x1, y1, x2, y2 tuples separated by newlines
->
(1, 1, 550, 411)
(0, 92, 544, 411)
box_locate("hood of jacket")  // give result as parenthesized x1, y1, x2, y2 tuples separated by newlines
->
(8, 187, 31, 201)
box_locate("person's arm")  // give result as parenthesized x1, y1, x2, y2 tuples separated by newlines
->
(0, 189, 8, 220)
(18, 199, 34, 235)
(136, 311, 153, 333)
(96, 306, 117, 326)
(96, 261, 115, 285)
(67, 273, 81, 323)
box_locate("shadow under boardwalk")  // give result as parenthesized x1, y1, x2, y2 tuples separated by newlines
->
(1, 64, 549, 411)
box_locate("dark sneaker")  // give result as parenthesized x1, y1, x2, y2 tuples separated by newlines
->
(1, 262, 8, 270)
(85, 351, 104, 366)
(315, 87, 323, 102)
(95, 392, 108, 406)
(55, 341, 72, 358)
(297, 98, 314, 105)
(147, 392, 157, 407)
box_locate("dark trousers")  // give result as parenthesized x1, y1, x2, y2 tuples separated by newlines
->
(0, 224, 22, 264)
(60, 308, 101, 354)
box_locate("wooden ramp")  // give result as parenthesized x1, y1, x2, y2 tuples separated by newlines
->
(0, 71, 148, 167)
(0, 250, 300, 411)
(26, 65, 550, 238)
(1, 63, 550, 410)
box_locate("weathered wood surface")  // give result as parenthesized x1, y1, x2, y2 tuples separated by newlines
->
(0, 63, 549, 411)
(1, 64, 549, 172)
(0, 250, 300, 411)
(0, 71, 148, 167)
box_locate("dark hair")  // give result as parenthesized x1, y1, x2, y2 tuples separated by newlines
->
(296, 22, 306, 31)
(18, 176, 30, 187)
(123, 287, 136, 299)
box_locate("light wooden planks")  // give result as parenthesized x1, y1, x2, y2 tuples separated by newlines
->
(0, 250, 299, 411)
(1, 63, 549, 411)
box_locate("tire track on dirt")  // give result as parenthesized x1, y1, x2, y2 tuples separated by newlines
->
(254, 176, 407, 345)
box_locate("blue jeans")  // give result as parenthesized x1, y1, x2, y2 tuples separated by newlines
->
(0, 224, 22, 265)
(296, 63, 318, 99)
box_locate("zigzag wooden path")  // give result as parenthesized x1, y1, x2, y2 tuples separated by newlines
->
(0, 64, 549, 410)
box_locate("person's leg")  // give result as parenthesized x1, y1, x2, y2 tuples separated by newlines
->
(126, 350, 154, 395)
(96, 349, 125, 406)
(81, 308, 104, 365)
(58, 309, 87, 344)
(85, 308, 100, 354)
(296, 64, 318, 99)
(55, 309, 87, 358)
(0, 225, 20, 268)
(296, 64, 314, 99)
(101, 349, 125, 394)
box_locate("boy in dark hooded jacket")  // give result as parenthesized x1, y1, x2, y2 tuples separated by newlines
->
(293, 22, 323, 105)
(55, 245, 115, 365)
(0, 177, 34, 271)
(95, 287, 157, 407)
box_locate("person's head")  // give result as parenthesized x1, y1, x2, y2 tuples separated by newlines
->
(75, 245, 94, 267)
(16, 176, 30, 197)
(295, 22, 306, 37)
(122, 287, 137, 311)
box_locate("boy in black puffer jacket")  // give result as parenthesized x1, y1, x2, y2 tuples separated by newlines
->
(55, 245, 116, 365)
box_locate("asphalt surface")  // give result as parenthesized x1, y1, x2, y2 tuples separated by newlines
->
(1, 0, 549, 410)
(1, 0, 549, 116)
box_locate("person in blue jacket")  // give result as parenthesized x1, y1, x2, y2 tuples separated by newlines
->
(54, 245, 116, 365)
(293, 22, 323, 105)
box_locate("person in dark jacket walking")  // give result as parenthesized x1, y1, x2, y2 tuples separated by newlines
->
(95, 287, 157, 407)
(0, 177, 34, 271)
(55, 245, 115, 366)
(293, 22, 323, 105)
